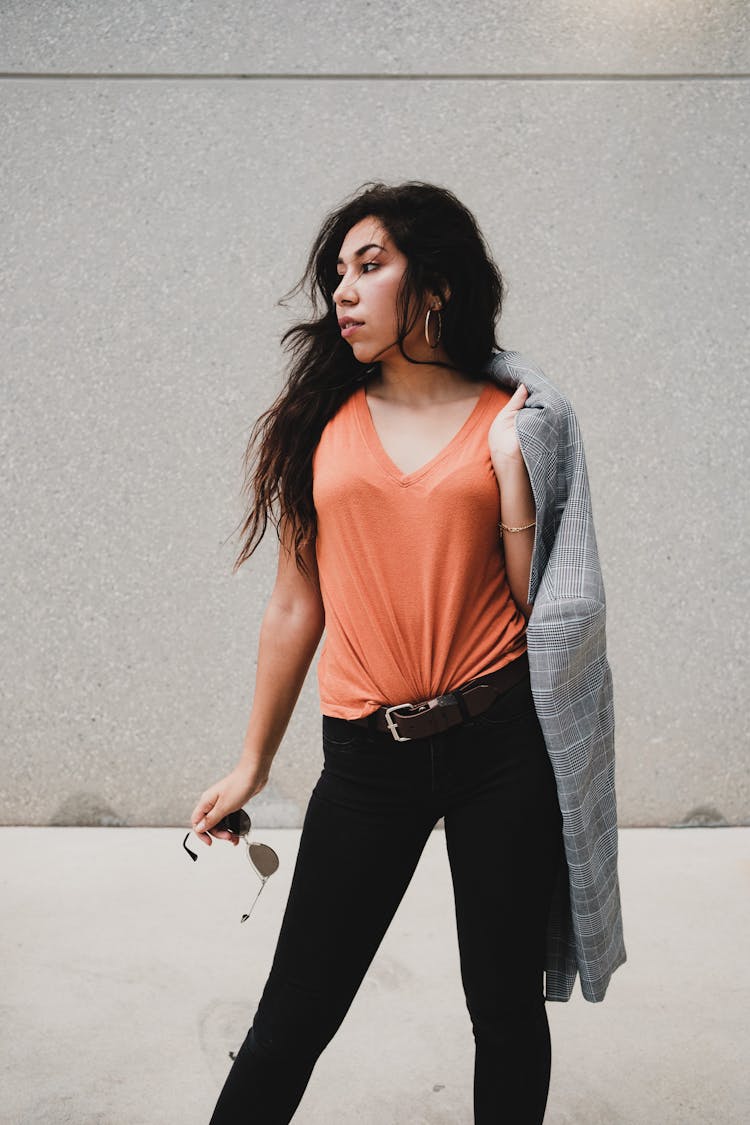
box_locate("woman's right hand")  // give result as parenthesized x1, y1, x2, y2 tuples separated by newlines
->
(189, 761, 271, 848)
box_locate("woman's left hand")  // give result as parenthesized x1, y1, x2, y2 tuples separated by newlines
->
(488, 383, 528, 463)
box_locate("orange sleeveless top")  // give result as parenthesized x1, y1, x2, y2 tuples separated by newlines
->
(311, 380, 528, 719)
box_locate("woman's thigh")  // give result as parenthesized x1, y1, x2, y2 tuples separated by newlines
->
(252, 723, 437, 1047)
(441, 675, 564, 1006)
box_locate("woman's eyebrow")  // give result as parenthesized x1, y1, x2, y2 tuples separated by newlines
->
(336, 243, 386, 266)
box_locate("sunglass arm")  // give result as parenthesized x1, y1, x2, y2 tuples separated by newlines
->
(240, 877, 268, 924)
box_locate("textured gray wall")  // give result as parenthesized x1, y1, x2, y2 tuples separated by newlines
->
(1, 3, 748, 828)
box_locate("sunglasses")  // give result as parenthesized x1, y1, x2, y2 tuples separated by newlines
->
(182, 809, 280, 923)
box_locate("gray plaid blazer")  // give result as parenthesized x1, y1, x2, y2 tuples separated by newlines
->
(482, 349, 627, 1003)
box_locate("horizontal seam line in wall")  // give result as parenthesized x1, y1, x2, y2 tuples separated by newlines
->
(0, 72, 749, 81)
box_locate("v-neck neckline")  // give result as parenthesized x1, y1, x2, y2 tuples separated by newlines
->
(354, 380, 494, 486)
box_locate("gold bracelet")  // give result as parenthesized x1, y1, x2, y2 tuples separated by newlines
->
(499, 519, 536, 535)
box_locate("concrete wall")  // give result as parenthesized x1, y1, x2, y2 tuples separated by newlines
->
(2, 3, 748, 827)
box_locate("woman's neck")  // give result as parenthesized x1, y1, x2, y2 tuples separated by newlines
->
(368, 359, 480, 405)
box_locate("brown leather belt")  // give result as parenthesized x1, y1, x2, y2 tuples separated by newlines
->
(349, 651, 530, 742)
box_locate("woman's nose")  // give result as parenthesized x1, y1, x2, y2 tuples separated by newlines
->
(333, 275, 357, 305)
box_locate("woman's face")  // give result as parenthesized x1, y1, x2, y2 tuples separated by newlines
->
(332, 216, 429, 365)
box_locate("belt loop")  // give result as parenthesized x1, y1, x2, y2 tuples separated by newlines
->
(452, 690, 472, 724)
(366, 712, 379, 736)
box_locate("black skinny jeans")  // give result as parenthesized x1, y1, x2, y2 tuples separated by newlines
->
(208, 668, 564, 1125)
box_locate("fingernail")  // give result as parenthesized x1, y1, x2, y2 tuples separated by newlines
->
(195, 818, 206, 832)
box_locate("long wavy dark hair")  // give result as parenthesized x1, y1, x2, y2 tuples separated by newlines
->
(230, 180, 507, 577)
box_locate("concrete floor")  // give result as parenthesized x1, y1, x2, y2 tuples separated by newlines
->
(2, 826, 748, 1124)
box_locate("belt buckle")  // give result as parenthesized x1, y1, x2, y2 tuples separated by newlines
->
(384, 702, 416, 741)
(384, 695, 442, 741)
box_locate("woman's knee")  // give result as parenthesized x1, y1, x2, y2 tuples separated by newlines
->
(463, 976, 547, 1040)
(249, 972, 347, 1062)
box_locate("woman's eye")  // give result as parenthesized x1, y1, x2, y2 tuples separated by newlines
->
(335, 261, 377, 283)
(332, 261, 379, 290)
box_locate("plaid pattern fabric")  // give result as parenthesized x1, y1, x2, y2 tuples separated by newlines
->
(482, 350, 627, 1003)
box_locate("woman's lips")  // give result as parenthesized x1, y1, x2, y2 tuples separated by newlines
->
(341, 322, 364, 338)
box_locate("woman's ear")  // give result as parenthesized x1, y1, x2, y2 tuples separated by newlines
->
(430, 283, 450, 309)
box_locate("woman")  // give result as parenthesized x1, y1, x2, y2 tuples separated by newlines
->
(190, 180, 625, 1124)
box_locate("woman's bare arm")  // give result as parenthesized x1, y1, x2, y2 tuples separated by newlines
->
(491, 454, 536, 619)
(190, 517, 325, 846)
(488, 384, 536, 619)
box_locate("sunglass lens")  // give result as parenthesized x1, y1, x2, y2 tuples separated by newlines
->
(221, 809, 251, 836)
(248, 841, 280, 879)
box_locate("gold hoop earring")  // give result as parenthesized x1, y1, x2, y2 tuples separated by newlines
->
(424, 307, 442, 349)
